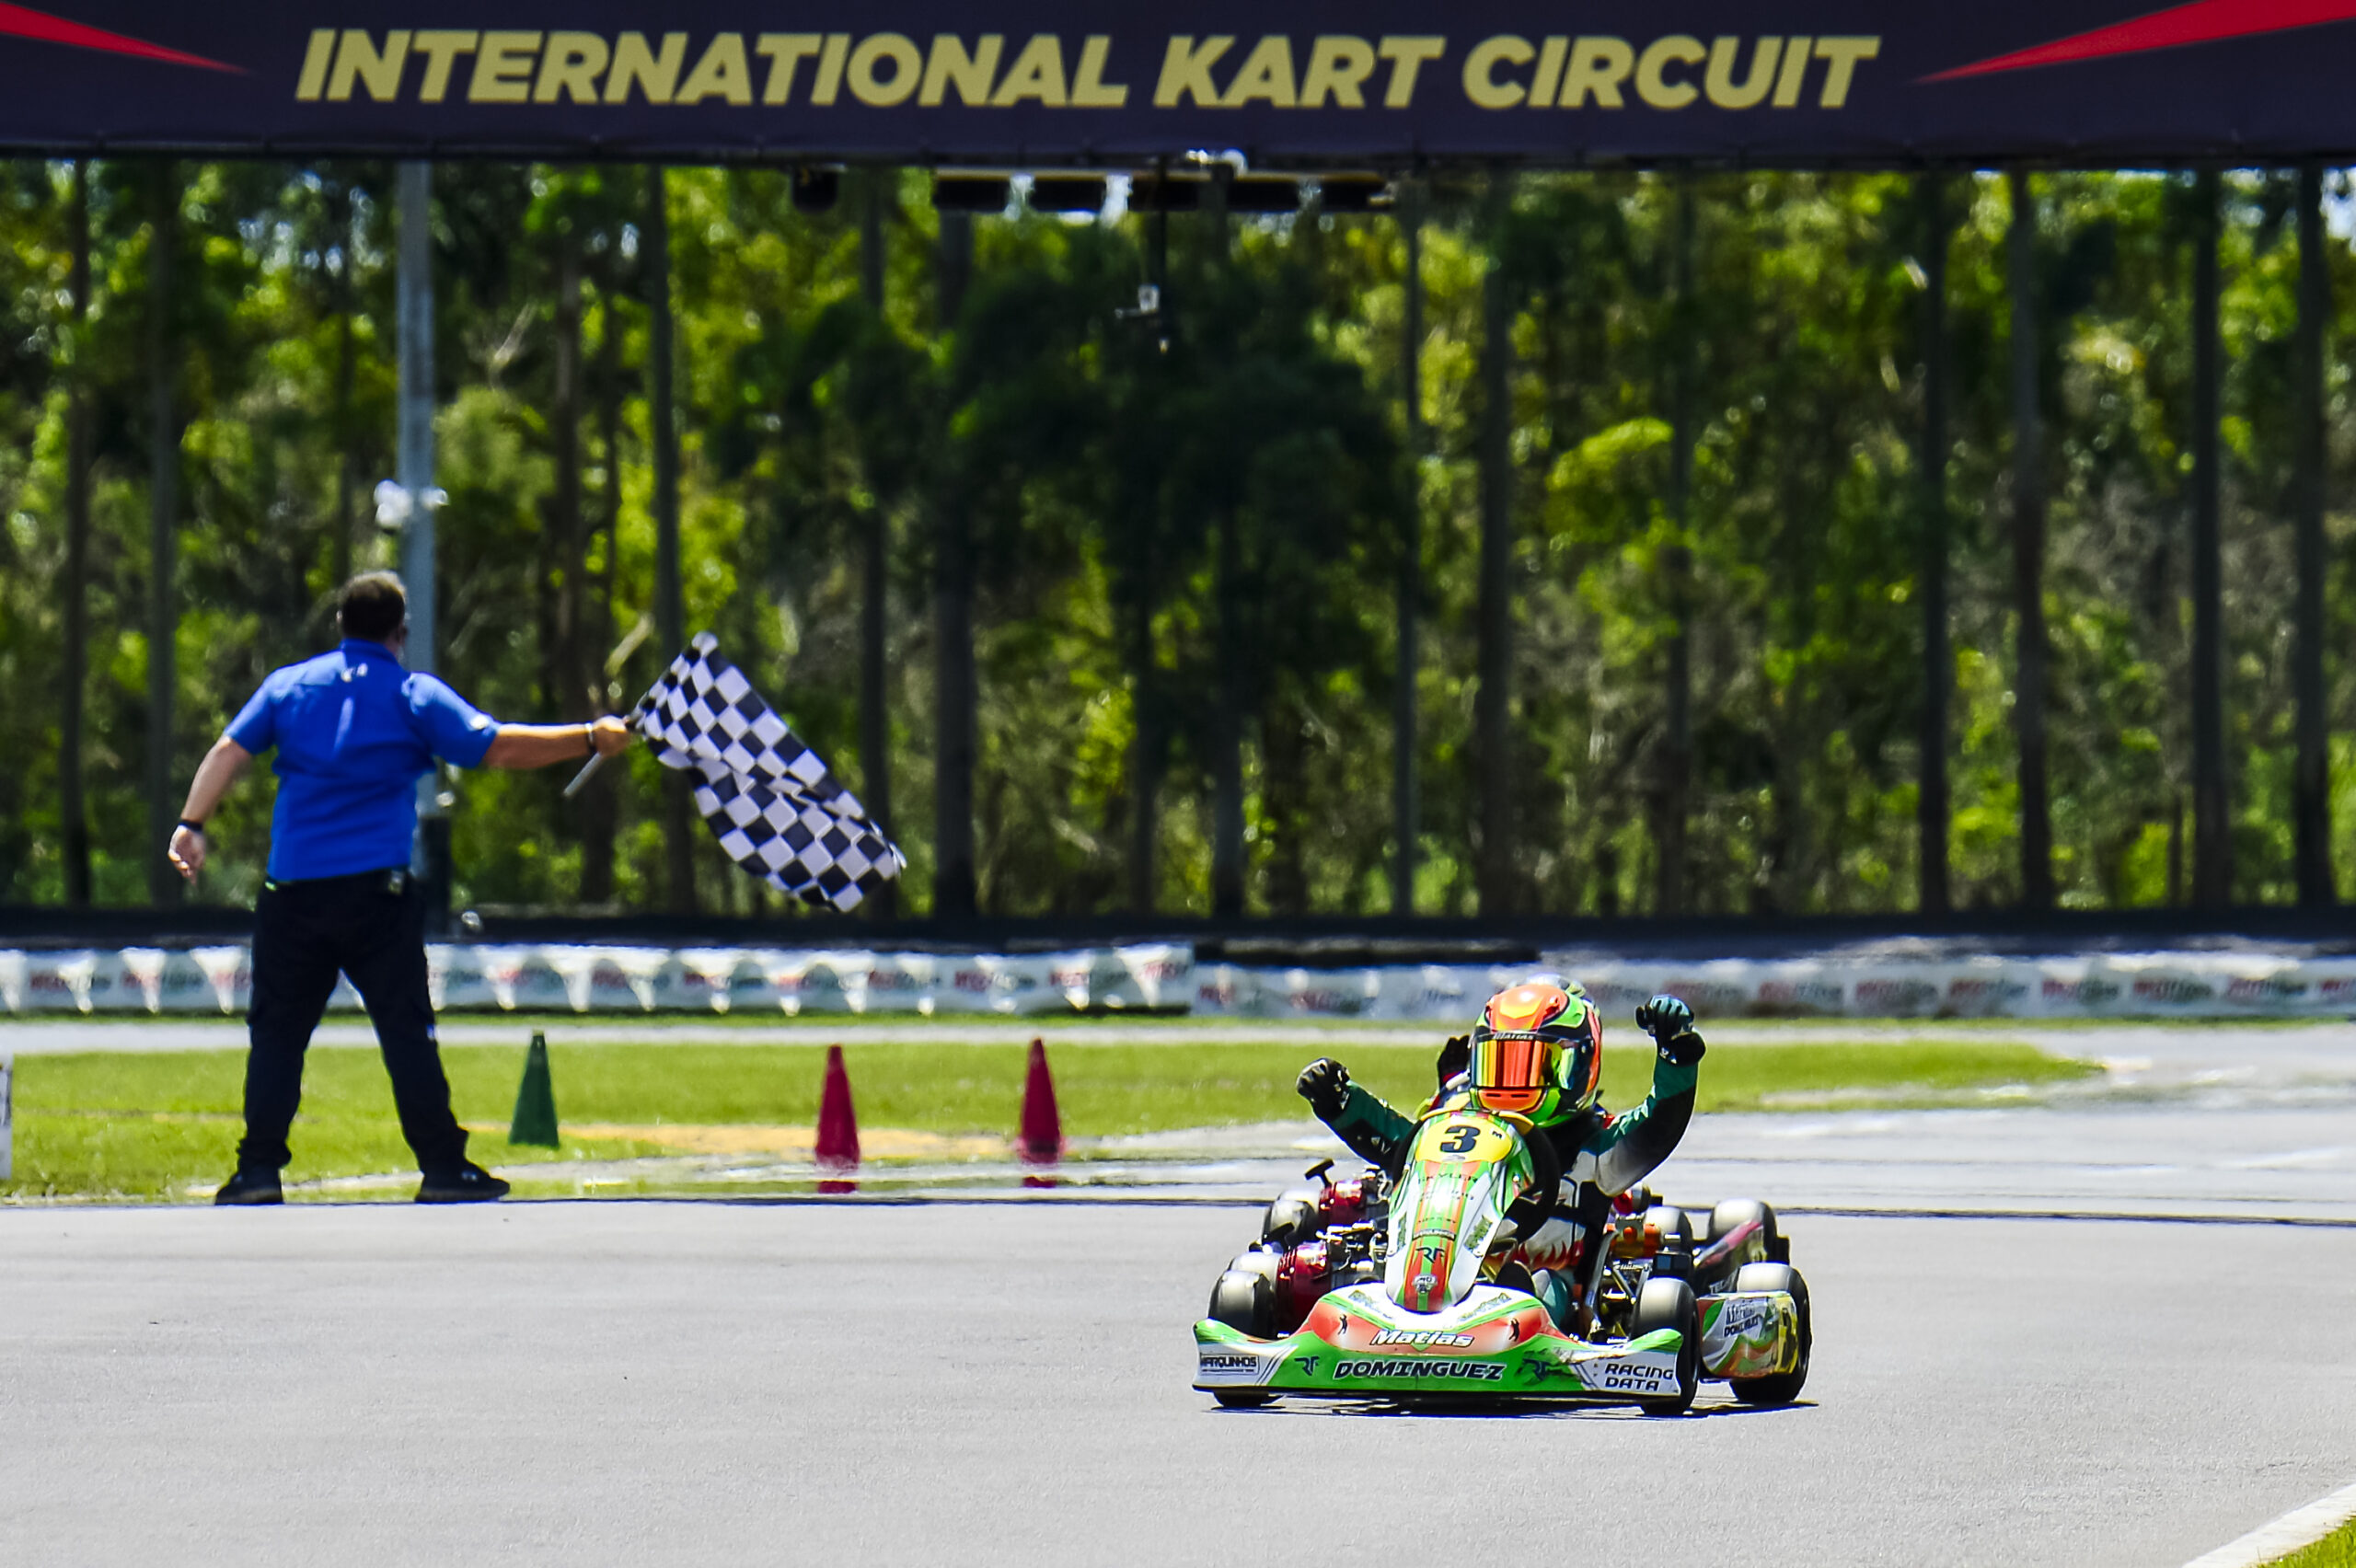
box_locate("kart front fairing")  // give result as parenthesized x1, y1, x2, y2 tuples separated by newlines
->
(1194, 1283, 1690, 1401)
(1385, 1105, 1535, 1313)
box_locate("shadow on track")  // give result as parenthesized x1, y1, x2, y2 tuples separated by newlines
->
(1206, 1397, 1819, 1421)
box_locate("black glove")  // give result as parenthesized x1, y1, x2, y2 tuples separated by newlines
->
(1636, 994, 1705, 1067)
(1634, 995, 1693, 1039)
(1435, 1034, 1471, 1089)
(1297, 1058, 1352, 1120)
(1657, 1030, 1706, 1067)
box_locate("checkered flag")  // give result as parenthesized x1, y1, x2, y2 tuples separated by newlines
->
(630, 634, 905, 912)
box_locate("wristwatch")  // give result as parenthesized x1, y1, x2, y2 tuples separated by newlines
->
(176, 818, 206, 836)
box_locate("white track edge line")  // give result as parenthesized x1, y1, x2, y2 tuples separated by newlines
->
(2182, 1478, 2356, 1568)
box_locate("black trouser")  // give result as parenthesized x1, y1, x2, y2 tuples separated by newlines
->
(239, 868, 468, 1176)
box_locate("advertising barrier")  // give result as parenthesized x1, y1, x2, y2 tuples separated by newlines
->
(1189, 950, 2356, 1020)
(4, 941, 2353, 1020)
(0, 942, 1195, 1018)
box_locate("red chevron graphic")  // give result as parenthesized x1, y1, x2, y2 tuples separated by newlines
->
(0, 2, 238, 72)
(1927, 0, 2356, 79)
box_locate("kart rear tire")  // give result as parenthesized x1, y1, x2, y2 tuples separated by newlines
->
(1704, 1200, 1782, 1275)
(1727, 1262, 1811, 1405)
(1208, 1267, 1276, 1340)
(1212, 1389, 1274, 1409)
(1706, 1198, 1779, 1250)
(1646, 1205, 1694, 1281)
(1630, 1277, 1701, 1416)
(1262, 1188, 1323, 1248)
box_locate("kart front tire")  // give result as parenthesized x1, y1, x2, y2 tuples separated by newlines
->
(1727, 1262, 1811, 1406)
(1212, 1389, 1273, 1409)
(1630, 1277, 1701, 1416)
(1208, 1266, 1276, 1339)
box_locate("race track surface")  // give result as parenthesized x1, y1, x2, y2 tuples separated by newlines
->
(2, 1202, 2350, 1567)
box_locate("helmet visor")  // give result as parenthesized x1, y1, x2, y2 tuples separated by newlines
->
(1471, 1033, 1555, 1111)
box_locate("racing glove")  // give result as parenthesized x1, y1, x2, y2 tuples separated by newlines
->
(1636, 994, 1706, 1067)
(1435, 1034, 1471, 1089)
(1296, 1057, 1352, 1120)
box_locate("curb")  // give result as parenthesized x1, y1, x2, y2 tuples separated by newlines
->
(2182, 1478, 2356, 1568)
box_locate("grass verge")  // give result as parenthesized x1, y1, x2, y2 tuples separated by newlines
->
(1, 1035, 2096, 1202)
(2268, 1513, 2356, 1567)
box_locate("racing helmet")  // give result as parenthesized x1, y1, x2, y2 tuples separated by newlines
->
(1467, 981, 1603, 1120)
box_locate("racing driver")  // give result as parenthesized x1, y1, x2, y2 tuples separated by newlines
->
(1294, 980, 1705, 1331)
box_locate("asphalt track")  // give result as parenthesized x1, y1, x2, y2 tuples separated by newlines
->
(5, 1021, 2353, 1562)
(2, 1202, 2351, 1567)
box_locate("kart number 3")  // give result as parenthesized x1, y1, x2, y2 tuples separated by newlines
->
(1436, 1124, 1484, 1157)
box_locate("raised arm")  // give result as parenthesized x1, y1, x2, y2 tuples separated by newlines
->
(1297, 1058, 1419, 1175)
(480, 715, 631, 771)
(1588, 997, 1706, 1195)
(168, 737, 255, 881)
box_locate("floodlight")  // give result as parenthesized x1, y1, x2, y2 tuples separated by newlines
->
(1028, 175, 1108, 214)
(1318, 177, 1393, 213)
(1128, 174, 1206, 212)
(791, 167, 839, 213)
(1226, 177, 1302, 213)
(934, 174, 1012, 212)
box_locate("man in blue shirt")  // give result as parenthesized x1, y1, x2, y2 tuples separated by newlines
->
(168, 571, 630, 1205)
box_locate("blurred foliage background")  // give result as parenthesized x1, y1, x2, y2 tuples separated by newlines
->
(3, 162, 2353, 919)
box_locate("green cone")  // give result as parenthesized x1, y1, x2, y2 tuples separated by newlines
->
(509, 1032, 560, 1148)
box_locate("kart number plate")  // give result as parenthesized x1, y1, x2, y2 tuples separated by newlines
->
(1418, 1116, 1510, 1165)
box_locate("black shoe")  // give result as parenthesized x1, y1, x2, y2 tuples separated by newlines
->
(214, 1169, 283, 1206)
(416, 1163, 509, 1205)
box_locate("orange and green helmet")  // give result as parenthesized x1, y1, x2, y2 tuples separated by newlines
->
(1467, 980, 1603, 1123)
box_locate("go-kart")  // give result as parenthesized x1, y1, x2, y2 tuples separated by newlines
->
(1193, 1095, 1811, 1413)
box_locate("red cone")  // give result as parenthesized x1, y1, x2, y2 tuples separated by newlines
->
(816, 1043, 860, 1193)
(1019, 1037, 1064, 1167)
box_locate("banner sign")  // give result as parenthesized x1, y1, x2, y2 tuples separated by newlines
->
(1188, 950, 2356, 1020)
(0, 943, 1195, 1017)
(3, 1, 2353, 165)
(3, 942, 2350, 1019)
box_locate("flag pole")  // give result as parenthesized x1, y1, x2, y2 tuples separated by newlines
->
(560, 751, 609, 800)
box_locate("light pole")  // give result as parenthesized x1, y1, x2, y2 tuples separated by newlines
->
(394, 160, 449, 925)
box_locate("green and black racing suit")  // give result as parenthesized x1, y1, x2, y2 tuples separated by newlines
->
(1310, 1038, 1701, 1321)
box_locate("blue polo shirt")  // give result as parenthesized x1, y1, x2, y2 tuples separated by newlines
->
(225, 640, 502, 881)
